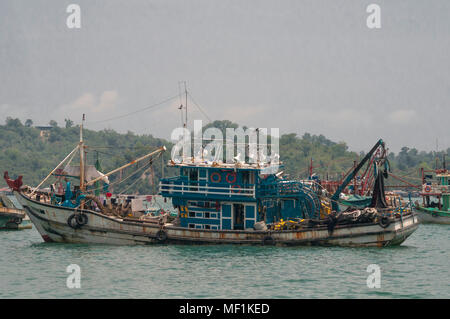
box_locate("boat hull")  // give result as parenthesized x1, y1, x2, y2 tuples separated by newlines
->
(0, 207, 32, 230)
(414, 205, 450, 225)
(16, 191, 419, 247)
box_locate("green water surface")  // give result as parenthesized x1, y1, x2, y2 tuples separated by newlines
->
(0, 224, 448, 298)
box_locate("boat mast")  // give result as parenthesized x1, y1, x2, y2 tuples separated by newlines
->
(29, 145, 80, 196)
(79, 114, 86, 192)
(184, 81, 188, 129)
(182, 81, 188, 162)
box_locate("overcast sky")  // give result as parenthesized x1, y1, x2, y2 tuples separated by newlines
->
(1, 0, 449, 153)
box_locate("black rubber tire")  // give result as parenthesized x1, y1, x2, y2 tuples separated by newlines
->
(76, 213, 88, 226)
(327, 214, 337, 234)
(262, 236, 275, 246)
(67, 214, 79, 229)
(13, 217, 23, 225)
(378, 216, 391, 228)
(156, 230, 168, 242)
(67, 213, 88, 229)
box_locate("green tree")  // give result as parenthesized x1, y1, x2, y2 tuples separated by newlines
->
(5, 117, 22, 128)
(65, 118, 74, 128)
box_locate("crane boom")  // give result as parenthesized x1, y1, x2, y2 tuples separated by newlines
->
(85, 146, 166, 186)
(331, 139, 385, 212)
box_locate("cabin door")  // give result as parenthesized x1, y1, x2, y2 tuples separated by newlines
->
(233, 203, 244, 230)
(189, 168, 198, 191)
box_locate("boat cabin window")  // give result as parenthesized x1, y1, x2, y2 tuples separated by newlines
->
(242, 171, 254, 185)
(233, 204, 245, 230)
(189, 168, 198, 181)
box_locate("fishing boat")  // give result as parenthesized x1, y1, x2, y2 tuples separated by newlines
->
(4, 114, 419, 247)
(157, 139, 418, 247)
(0, 192, 32, 230)
(414, 163, 450, 224)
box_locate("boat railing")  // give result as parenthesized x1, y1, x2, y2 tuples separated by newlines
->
(257, 180, 308, 198)
(159, 179, 256, 198)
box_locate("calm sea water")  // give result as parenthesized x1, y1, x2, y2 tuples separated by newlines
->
(0, 223, 448, 299)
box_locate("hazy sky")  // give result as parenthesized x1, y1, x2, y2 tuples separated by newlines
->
(1, 0, 449, 153)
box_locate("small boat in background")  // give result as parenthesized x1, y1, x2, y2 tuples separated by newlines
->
(415, 162, 450, 224)
(0, 191, 32, 230)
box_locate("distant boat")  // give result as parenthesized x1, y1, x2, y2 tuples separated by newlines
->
(0, 192, 32, 230)
(414, 164, 450, 224)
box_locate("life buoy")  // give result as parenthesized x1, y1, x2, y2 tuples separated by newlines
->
(424, 185, 432, 193)
(226, 172, 237, 184)
(210, 172, 221, 183)
(231, 185, 241, 193)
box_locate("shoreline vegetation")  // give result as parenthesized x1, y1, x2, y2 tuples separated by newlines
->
(1, 117, 448, 194)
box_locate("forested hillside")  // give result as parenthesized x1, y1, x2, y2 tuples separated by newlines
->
(1, 117, 449, 194)
(0, 117, 171, 194)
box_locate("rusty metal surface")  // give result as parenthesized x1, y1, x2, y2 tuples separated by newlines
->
(0, 207, 25, 218)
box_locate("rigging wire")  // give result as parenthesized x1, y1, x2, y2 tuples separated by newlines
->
(87, 93, 180, 124)
(118, 165, 153, 195)
(178, 82, 184, 126)
(84, 152, 163, 194)
(188, 92, 212, 123)
(80, 87, 212, 130)
(84, 161, 151, 194)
